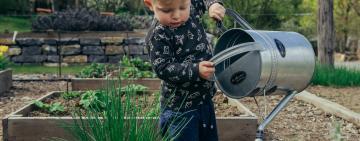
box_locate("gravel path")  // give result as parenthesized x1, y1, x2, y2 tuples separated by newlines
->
(239, 92, 360, 141)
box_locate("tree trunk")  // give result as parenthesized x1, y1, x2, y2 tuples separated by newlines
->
(317, 0, 335, 67)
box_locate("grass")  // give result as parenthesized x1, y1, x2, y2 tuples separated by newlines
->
(0, 16, 32, 33)
(10, 64, 89, 75)
(311, 64, 360, 87)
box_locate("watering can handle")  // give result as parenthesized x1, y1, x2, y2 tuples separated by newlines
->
(208, 42, 263, 81)
(209, 42, 263, 66)
(216, 8, 254, 33)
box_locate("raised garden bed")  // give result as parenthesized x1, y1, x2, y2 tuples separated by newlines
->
(0, 69, 12, 96)
(71, 78, 161, 91)
(3, 91, 257, 141)
(73, 57, 161, 91)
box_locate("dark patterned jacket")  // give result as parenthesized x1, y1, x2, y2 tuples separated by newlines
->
(145, 0, 221, 111)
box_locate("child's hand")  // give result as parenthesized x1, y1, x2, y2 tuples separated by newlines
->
(209, 3, 225, 21)
(199, 61, 215, 80)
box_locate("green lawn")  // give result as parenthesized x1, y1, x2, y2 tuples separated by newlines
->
(0, 16, 32, 33)
(10, 64, 88, 75)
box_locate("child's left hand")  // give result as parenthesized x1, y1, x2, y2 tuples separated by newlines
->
(209, 3, 225, 21)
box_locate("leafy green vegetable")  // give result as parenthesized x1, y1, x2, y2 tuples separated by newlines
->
(61, 91, 81, 100)
(120, 56, 152, 71)
(80, 90, 106, 110)
(77, 63, 107, 78)
(49, 102, 65, 113)
(121, 67, 156, 78)
(121, 84, 148, 93)
(33, 100, 65, 114)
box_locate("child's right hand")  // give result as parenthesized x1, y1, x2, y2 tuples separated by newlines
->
(199, 61, 215, 80)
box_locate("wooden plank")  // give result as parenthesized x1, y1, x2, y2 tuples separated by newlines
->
(6, 117, 257, 141)
(0, 69, 12, 96)
(7, 91, 60, 116)
(217, 117, 257, 141)
(4, 91, 258, 141)
(228, 97, 257, 117)
(71, 78, 161, 91)
(296, 91, 360, 126)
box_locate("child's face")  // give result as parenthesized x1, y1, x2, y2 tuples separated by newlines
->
(145, 0, 191, 28)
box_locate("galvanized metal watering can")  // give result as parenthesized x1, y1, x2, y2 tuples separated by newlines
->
(210, 9, 316, 99)
(209, 9, 316, 141)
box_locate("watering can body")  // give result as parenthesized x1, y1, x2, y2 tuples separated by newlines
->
(212, 10, 316, 99)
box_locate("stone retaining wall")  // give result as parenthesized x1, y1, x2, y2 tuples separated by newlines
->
(6, 36, 148, 65)
(5, 33, 214, 65)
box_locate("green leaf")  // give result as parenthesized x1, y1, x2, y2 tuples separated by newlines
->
(49, 102, 65, 113)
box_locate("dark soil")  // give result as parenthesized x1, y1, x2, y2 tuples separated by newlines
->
(28, 92, 245, 118)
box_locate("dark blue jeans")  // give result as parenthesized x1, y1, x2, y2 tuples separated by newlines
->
(159, 101, 218, 141)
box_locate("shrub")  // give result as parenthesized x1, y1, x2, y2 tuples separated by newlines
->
(32, 8, 134, 32)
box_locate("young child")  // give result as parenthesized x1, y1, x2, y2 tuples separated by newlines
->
(144, 0, 225, 140)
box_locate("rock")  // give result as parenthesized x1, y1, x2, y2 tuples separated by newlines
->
(101, 37, 124, 45)
(43, 38, 58, 45)
(62, 55, 87, 63)
(314, 110, 322, 115)
(105, 45, 125, 55)
(42, 45, 57, 55)
(88, 55, 107, 63)
(80, 38, 101, 46)
(46, 55, 60, 62)
(16, 38, 43, 46)
(60, 45, 81, 55)
(123, 37, 145, 45)
(8, 47, 21, 56)
(82, 46, 104, 55)
(126, 45, 144, 55)
(11, 55, 46, 63)
(58, 38, 79, 45)
(307, 111, 314, 117)
(22, 46, 42, 55)
(108, 55, 123, 63)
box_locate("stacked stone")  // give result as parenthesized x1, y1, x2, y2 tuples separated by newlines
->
(6, 37, 149, 65)
(5, 33, 215, 65)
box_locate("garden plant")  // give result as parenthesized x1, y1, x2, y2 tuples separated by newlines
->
(0, 45, 9, 71)
(34, 81, 190, 141)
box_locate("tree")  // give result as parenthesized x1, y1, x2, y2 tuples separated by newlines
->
(317, 0, 335, 67)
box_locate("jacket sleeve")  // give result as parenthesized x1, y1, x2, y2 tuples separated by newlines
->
(191, 0, 223, 17)
(148, 28, 200, 85)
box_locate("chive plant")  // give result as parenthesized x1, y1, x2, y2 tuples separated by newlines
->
(312, 64, 360, 87)
(55, 80, 190, 141)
